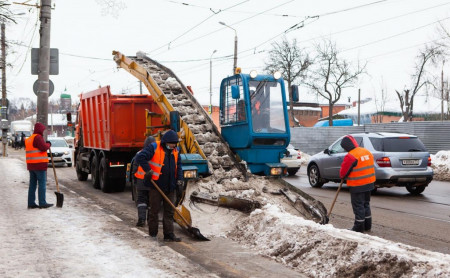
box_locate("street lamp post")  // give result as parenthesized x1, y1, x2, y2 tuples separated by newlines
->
(209, 50, 217, 114)
(219, 21, 237, 74)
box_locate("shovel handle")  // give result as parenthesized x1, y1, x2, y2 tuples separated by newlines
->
(150, 179, 191, 228)
(49, 147, 60, 193)
(327, 179, 344, 218)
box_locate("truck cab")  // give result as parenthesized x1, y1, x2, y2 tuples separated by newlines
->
(219, 71, 290, 176)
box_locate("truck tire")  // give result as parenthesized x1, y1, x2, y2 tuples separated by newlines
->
(114, 178, 126, 192)
(99, 157, 112, 193)
(76, 161, 88, 181)
(91, 154, 100, 189)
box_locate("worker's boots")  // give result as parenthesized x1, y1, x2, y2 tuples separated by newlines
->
(136, 204, 147, 227)
(350, 221, 365, 233)
(364, 217, 372, 232)
(164, 233, 181, 242)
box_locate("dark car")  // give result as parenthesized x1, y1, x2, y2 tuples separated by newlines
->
(307, 132, 433, 195)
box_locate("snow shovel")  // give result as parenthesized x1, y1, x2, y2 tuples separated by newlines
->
(327, 179, 344, 220)
(150, 180, 209, 241)
(49, 148, 64, 208)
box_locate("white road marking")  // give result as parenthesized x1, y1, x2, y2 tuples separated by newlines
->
(131, 228, 149, 237)
(109, 214, 123, 222)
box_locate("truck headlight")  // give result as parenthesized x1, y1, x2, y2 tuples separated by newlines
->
(250, 70, 258, 78)
(183, 169, 198, 179)
(270, 167, 283, 176)
(273, 71, 282, 79)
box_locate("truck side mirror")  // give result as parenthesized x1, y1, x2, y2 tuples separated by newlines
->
(169, 111, 180, 132)
(231, 85, 240, 100)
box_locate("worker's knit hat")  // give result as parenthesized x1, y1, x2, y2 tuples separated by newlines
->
(161, 130, 179, 144)
(340, 135, 358, 152)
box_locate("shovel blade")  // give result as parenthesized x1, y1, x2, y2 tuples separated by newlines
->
(188, 227, 210, 241)
(173, 205, 192, 229)
(55, 192, 64, 208)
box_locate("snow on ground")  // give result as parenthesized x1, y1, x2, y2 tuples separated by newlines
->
(188, 175, 450, 277)
(0, 158, 216, 278)
(430, 151, 450, 181)
(2, 153, 450, 277)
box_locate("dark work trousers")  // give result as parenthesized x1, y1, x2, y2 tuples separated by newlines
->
(136, 189, 149, 221)
(148, 187, 176, 236)
(350, 191, 372, 231)
(135, 178, 149, 222)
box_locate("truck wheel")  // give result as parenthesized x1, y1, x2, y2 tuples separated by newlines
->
(406, 185, 426, 195)
(91, 154, 100, 189)
(308, 164, 324, 188)
(287, 168, 299, 176)
(114, 178, 126, 192)
(99, 157, 111, 193)
(76, 160, 88, 181)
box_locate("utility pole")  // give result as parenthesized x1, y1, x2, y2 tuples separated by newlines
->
(1, 22, 6, 156)
(36, 0, 52, 138)
(441, 60, 444, 122)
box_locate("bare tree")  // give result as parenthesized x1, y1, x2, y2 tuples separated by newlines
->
(264, 37, 311, 127)
(95, 0, 126, 18)
(0, 1, 17, 23)
(395, 45, 443, 122)
(305, 39, 365, 126)
(373, 77, 388, 123)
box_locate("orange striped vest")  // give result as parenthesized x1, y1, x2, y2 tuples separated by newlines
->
(346, 147, 376, 187)
(25, 134, 49, 164)
(134, 141, 178, 181)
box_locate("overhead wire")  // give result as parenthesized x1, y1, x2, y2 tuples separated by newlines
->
(341, 16, 450, 53)
(149, 0, 250, 54)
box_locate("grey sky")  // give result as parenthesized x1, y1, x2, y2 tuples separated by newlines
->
(6, 0, 450, 106)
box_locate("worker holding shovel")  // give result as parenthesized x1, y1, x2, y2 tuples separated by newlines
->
(24, 123, 53, 209)
(135, 130, 184, 242)
(339, 135, 376, 233)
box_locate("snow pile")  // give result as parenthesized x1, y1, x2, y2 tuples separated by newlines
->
(430, 151, 450, 181)
(227, 204, 450, 277)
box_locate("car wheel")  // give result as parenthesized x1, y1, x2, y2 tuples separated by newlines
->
(91, 154, 100, 189)
(287, 168, 299, 176)
(308, 164, 324, 188)
(67, 163, 72, 167)
(406, 185, 426, 195)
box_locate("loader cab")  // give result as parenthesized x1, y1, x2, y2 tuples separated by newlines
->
(219, 72, 290, 176)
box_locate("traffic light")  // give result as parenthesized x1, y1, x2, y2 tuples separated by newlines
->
(66, 112, 72, 123)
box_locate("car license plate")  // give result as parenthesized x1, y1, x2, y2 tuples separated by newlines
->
(402, 159, 419, 165)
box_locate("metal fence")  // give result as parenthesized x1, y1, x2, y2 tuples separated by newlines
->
(290, 121, 450, 155)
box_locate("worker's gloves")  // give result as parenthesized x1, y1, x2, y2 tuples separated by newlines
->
(144, 170, 153, 182)
(46, 141, 52, 146)
(175, 180, 184, 205)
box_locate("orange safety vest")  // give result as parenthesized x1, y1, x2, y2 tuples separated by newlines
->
(346, 147, 376, 187)
(134, 141, 178, 181)
(25, 134, 49, 164)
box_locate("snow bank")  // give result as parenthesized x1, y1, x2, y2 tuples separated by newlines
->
(227, 204, 450, 277)
(431, 151, 450, 181)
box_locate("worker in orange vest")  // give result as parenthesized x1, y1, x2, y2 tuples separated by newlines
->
(25, 122, 53, 209)
(339, 135, 376, 232)
(131, 136, 156, 227)
(135, 130, 183, 242)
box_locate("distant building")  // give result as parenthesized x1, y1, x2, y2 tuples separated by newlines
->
(26, 113, 77, 137)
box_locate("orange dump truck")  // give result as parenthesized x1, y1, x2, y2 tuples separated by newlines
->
(74, 86, 163, 192)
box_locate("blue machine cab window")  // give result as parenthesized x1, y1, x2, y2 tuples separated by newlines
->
(221, 77, 246, 125)
(249, 80, 286, 134)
